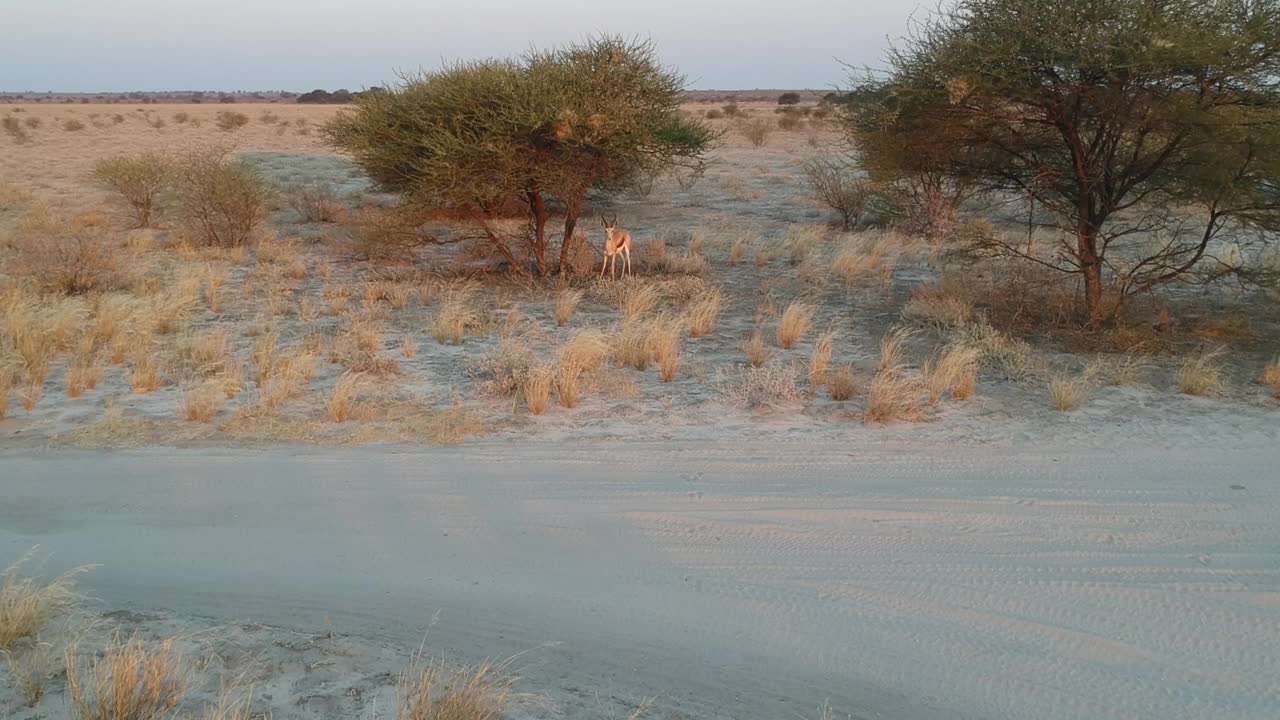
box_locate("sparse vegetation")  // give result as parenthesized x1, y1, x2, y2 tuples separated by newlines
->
(737, 117, 773, 147)
(90, 152, 172, 228)
(214, 111, 249, 131)
(66, 634, 193, 720)
(173, 148, 268, 247)
(1176, 348, 1227, 397)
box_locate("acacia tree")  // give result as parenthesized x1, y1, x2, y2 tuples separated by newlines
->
(325, 36, 717, 275)
(847, 0, 1280, 324)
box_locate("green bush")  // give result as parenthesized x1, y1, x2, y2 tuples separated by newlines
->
(90, 151, 173, 228)
(174, 149, 268, 246)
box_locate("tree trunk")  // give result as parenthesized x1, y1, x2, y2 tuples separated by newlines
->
(1077, 225, 1104, 326)
(527, 190, 549, 275)
(558, 191, 586, 275)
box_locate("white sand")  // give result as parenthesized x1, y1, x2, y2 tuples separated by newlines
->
(3, 440, 1278, 719)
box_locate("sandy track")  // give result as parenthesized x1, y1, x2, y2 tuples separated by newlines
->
(3, 442, 1278, 720)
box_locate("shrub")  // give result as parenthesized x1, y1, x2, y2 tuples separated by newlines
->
(173, 148, 267, 247)
(715, 364, 802, 408)
(215, 111, 249, 131)
(2, 116, 29, 143)
(705, 108, 724, 119)
(802, 158, 869, 230)
(721, 103, 741, 117)
(777, 92, 801, 105)
(737, 117, 773, 147)
(89, 152, 172, 227)
(778, 113, 803, 131)
(172, 112, 189, 124)
(9, 212, 122, 294)
(63, 119, 85, 131)
(350, 207, 433, 262)
(287, 182, 345, 223)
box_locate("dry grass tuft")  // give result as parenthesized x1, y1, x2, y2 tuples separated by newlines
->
(397, 655, 516, 720)
(776, 301, 815, 349)
(1049, 374, 1088, 411)
(287, 182, 346, 223)
(1176, 347, 1227, 397)
(865, 368, 923, 424)
(729, 237, 749, 266)
(327, 371, 367, 422)
(903, 278, 975, 329)
(828, 365, 859, 401)
(923, 344, 981, 405)
(1262, 357, 1280, 399)
(741, 330, 771, 367)
(554, 288, 583, 327)
(0, 551, 84, 652)
(617, 280, 660, 323)
(782, 226, 824, 267)
(878, 327, 916, 371)
(433, 285, 480, 345)
(130, 350, 162, 394)
(523, 366, 554, 415)
(685, 289, 725, 338)
(66, 634, 193, 720)
(182, 383, 223, 423)
(807, 329, 836, 393)
(831, 233, 897, 287)
(649, 316, 683, 382)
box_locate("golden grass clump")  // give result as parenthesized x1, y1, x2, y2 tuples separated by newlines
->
(523, 366, 554, 415)
(1049, 374, 1087, 411)
(649, 316, 683, 382)
(182, 383, 223, 423)
(685, 289, 724, 338)
(9, 210, 123, 295)
(0, 551, 83, 652)
(130, 351, 162, 394)
(554, 288, 583, 327)
(828, 365, 858, 401)
(89, 152, 172, 228)
(617, 280, 660, 323)
(741, 330, 770, 367)
(923, 344, 981, 405)
(554, 329, 613, 407)
(729, 237, 749, 266)
(878, 326, 916, 371)
(432, 285, 481, 345)
(782, 226, 823, 266)
(776, 301, 815, 349)
(327, 371, 366, 422)
(66, 634, 193, 720)
(865, 368, 923, 424)
(1176, 347, 1227, 397)
(831, 233, 896, 287)
(397, 656, 516, 720)
(1262, 357, 1280, 398)
(807, 329, 836, 393)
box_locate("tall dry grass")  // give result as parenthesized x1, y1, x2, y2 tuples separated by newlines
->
(923, 344, 980, 405)
(741, 330, 771, 367)
(554, 288, 583, 327)
(827, 365, 858, 401)
(807, 330, 836, 393)
(0, 550, 85, 652)
(66, 634, 193, 720)
(397, 655, 516, 720)
(1176, 347, 1227, 397)
(878, 327, 916, 371)
(1262, 357, 1280, 398)
(776, 301, 815, 349)
(685, 289, 724, 338)
(865, 368, 923, 424)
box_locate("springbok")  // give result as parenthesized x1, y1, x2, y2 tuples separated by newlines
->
(599, 215, 633, 279)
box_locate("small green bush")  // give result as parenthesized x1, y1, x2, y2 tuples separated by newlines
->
(90, 152, 173, 228)
(174, 148, 267, 246)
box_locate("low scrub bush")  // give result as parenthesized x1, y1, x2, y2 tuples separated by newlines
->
(802, 158, 869, 231)
(715, 364, 803, 409)
(1176, 347, 1227, 397)
(215, 111, 249, 131)
(89, 152, 172, 228)
(737, 117, 773, 147)
(174, 148, 267, 247)
(287, 182, 345, 223)
(8, 211, 123, 294)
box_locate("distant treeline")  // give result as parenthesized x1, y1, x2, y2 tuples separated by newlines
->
(295, 88, 385, 104)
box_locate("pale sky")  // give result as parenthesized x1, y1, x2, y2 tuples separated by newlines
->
(0, 0, 910, 92)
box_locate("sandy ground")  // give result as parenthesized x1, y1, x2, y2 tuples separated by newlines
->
(3, 440, 1279, 720)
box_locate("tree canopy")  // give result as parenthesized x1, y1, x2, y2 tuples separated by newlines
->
(845, 0, 1280, 323)
(325, 36, 718, 274)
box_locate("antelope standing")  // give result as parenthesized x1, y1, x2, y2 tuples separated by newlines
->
(599, 216, 633, 279)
